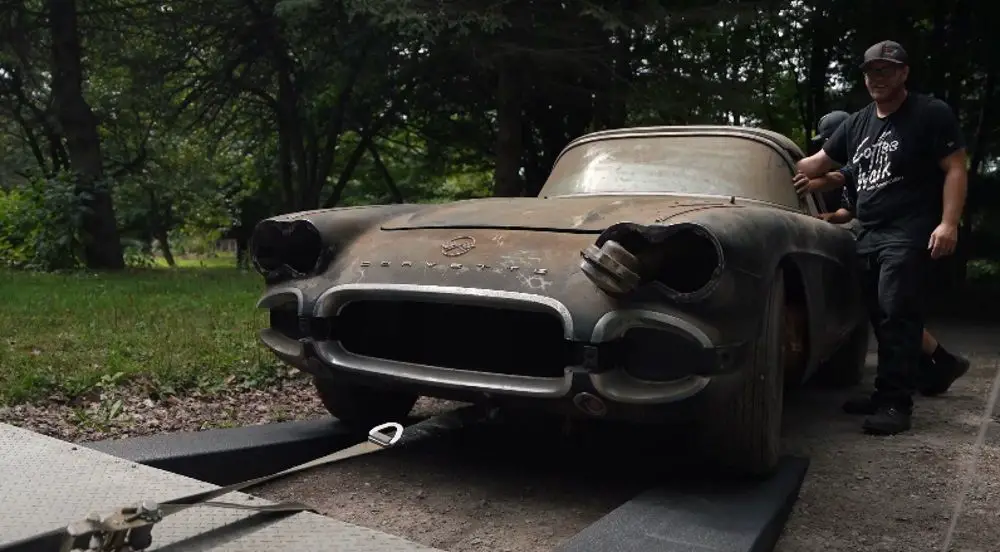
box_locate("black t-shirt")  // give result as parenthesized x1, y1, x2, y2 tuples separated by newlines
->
(822, 92, 965, 253)
(839, 165, 857, 211)
(820, 184, 843, 214)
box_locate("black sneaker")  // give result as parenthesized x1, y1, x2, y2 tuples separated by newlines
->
(919, 355, 971, 397)
(914, 354, 937, 390)
(842, 395, 878, 415)
(862, 405, 912, 435)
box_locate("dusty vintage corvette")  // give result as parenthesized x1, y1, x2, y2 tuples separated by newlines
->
(249, 125, 869, 475)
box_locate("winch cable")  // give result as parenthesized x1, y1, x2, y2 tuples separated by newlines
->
(0, 405, 487, 552)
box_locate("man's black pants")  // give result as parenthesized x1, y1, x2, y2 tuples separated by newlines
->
(857, 245, 930, 410)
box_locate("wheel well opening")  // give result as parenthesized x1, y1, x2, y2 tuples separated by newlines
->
(780, 261, 809, 383)
(782, 262, 806, 308)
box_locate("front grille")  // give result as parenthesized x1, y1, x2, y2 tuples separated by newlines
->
(334, 299, 570, 378)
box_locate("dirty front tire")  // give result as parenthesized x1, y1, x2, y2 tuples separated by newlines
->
(313, 377, 419, 431)
(701, 269, 786, 479)
(814, 321, 869, 388)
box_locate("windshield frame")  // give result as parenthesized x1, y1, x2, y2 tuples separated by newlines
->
(538, 128, 818, 214)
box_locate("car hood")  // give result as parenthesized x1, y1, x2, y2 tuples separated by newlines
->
(380, 195, 742, 233)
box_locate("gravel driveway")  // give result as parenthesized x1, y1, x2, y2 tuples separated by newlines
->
(777, 352, 1000, 552)
(778, 323, 1000, 552)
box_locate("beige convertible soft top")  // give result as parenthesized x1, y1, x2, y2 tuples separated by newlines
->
(540, 125, 807, 211)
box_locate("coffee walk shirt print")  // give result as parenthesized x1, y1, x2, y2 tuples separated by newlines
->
(822, 93, 965, 253)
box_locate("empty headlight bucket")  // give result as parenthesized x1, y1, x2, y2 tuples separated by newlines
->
(250, 220, 325, 278)
(653, 225, 724, 301)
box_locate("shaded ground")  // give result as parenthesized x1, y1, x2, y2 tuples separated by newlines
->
(255, 415, 662, 552)
(777, 354, 998, 552)
(777, 323, 1000, 552)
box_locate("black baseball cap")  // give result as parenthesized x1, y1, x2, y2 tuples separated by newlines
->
(812, 110, 850, 144)
(861, 40, 908, 69)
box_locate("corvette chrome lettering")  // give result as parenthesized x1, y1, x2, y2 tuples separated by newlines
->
(361, 258, 549, 273)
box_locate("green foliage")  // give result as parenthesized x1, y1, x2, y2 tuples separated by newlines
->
(967, 259, 1000, 283)
(0, 173, 92, 271)
(0, 189, 31, 267)
(435, 171, 494, 201)
(121, 238, 157, 269)
(335, 0, 511, 39)
(2, 0, 1000, 284)
(169, 228, 226, 257)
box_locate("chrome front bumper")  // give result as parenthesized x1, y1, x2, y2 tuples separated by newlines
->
(257, 283, 741, 407)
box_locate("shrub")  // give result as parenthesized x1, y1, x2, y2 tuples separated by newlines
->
(0, 172, 89, 271)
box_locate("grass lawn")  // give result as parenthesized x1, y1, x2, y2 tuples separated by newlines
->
(153, 255, 239, 269)
(0, 257, 280, 406)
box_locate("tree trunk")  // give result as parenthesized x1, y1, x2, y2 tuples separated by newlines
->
(804, 19, 831, 137)
(48, 0, 124, 270)
(367, 143, 403, 203)
(608, 28, 629, 129)
(236, 235, 249, 269)
(155, 228, 175, 267)
(493, 56, 524, 197)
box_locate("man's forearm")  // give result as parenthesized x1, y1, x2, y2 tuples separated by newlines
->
(942, 166, 967, 226)
(814, 171, 845, 192)
(796, 151, 837, 178)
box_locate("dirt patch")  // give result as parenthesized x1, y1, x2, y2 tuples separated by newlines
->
(944, 441, 1000, 552)
(0, 374, 457, 443)
(255, 418, 658, 552)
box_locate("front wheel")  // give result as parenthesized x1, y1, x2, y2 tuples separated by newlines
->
(312, 377, 419, 431)
(700, 270, 786, 479)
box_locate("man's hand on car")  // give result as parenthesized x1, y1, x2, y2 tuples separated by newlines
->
(815, 209, 854, 224)
(794, 170, 848, 196)
(792, 172, 813, 195)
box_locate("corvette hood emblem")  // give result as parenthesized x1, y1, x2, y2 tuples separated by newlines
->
(441, 236, 475, 257)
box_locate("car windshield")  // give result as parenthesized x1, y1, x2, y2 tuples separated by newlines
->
(538, 133, 802, 209)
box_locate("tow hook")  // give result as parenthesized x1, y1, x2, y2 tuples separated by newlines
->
(573, 392, 608, 417)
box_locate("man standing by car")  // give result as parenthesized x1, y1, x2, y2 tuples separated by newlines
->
(796, 109, 971, 403)
(794, 40, 970, 436)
